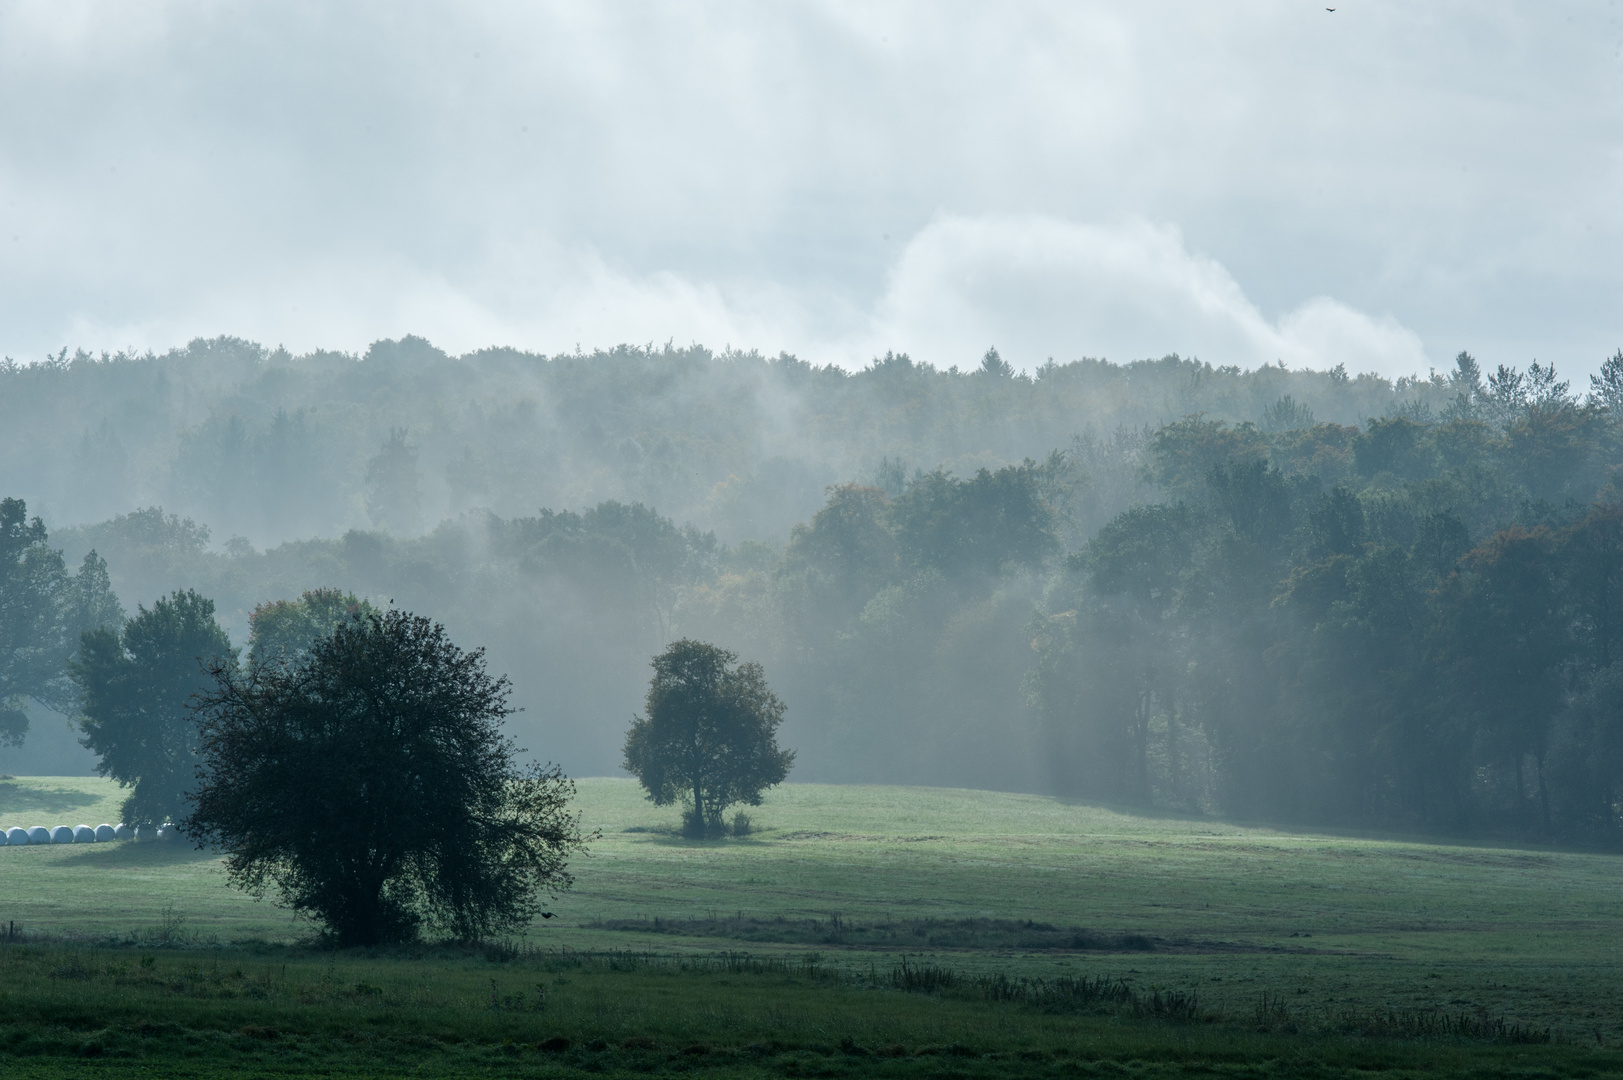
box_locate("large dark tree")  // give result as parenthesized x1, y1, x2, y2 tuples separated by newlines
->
(187, 608, 587, 947)
(75, 589, 227, 824)
(623, 639, 793, 837)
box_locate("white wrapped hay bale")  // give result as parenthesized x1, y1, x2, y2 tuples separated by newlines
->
(113, 823, 133, 841)
(73, 825, 96, 843)
(5, 827, 27, 845)
(134, 824, 154, 842)
(49, 826, 73, 844)
(156, 823, 176, 842)
(27, 826, 49, 844)
(95, 824, 116, 842)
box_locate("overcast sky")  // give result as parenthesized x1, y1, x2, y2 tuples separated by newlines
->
(1, 1, 1619, 378)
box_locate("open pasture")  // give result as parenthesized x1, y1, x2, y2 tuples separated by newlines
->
(3, 776, 1623, 1075)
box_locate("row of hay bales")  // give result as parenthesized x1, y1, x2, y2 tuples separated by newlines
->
(3, 823, 181, 845)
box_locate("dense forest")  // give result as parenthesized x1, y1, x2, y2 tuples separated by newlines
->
(5, 337, 1623, 843)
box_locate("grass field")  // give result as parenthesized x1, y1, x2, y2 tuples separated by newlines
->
(3, 775, 1623, 1076)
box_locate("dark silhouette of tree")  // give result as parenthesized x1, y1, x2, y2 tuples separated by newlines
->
(623, 639, 793, 837)
(74, 589, 231, 824)
(187, 608, 588, 947)
(978, 346, 1015, 378)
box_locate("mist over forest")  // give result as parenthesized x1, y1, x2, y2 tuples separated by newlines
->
(6, 335, 1623, 844)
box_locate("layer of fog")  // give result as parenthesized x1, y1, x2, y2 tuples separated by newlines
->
(0, 338, 1532, 788)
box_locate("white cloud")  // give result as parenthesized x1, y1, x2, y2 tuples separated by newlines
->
(0, 1, 1618, 376)
(57, 245, 818, 363)
(850, 215, 1428, 377)
(1274, 298, 1429, 379)
(56, 211, 1428, 380)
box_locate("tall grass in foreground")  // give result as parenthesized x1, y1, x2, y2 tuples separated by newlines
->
(0, 942, 1589, 1079)
(451, 943, 1556, 1044)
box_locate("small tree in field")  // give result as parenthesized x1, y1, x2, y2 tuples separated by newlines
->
(187, 608, 588, 947)
(622, 639, 794, 837)
(75, 589, 231, 825)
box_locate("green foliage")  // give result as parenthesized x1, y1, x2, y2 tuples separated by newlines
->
(892, 462, 1058, 580)
(1260, 394, 1315, 432)
(0, 336, 1500, 551)
(0, 499, 123, 750)
(1026, 360, 1623, 838)
(73, 590, 231, 824)
(784, 485, 897, 601)
(1590, 348, 1623, 413)
(1353, 416, 1434, 480)
(247, 588, 375, 671)
(1145, 415, 1268, 498)
(623, 640, 793, 837)
(498, 500, 708, 641)
(0, 499, 63, 744)
(188, 608, 588, 946)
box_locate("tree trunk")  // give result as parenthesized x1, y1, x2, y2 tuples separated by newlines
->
(1536, 753, 1554, 837)
(1166, 688, 1181, 803)
(1134, 684, 1151, 806)
(691, 773, 705, 837)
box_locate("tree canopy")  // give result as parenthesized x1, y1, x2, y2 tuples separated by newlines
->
(623, 639, 793, 837)
(187, 608, 588, 946)
(74, 589, 230, 824)
(248, 588, 376, 671)
(0, 498, 122, 747)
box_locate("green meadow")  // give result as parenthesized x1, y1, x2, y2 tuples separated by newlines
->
(3, 775, 1623, 1077)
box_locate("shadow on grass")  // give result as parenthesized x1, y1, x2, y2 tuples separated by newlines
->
(53, 841, 221, 868)
(621, 825, 769, 849)
(0, 780, 102, 817)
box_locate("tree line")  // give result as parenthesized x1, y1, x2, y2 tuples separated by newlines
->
(4, 562, 790, 944)
(7, 346, 1623, 843)
(1, 335, 1480, 551)
(1030, 351, 1623, 837)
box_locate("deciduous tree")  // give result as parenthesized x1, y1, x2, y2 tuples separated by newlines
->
(623, 639, 793, 837)
(75, 589, 230, 824)
(188, 608, 588, 946)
